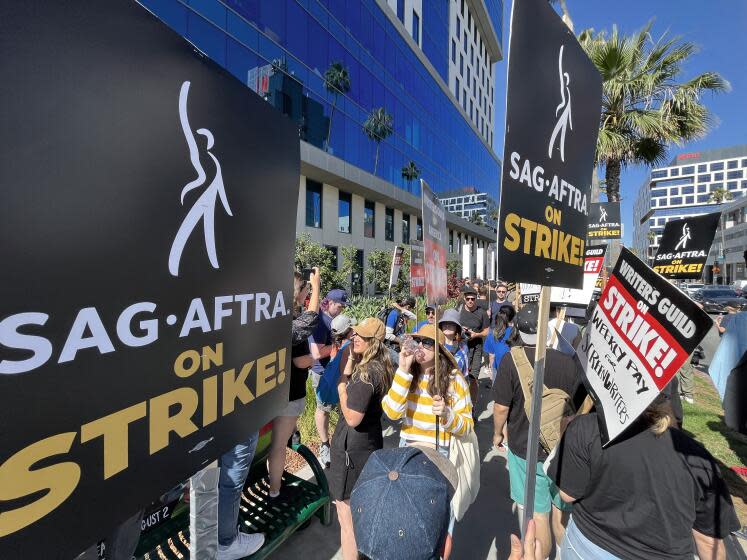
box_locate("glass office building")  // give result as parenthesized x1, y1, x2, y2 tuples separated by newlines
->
(139, 0, 503, 287)
(633, 145, 747, 270)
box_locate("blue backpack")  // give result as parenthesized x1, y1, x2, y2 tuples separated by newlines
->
(316, 341, 351, 405)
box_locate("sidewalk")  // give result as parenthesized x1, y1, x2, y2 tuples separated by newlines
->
(272, 370, 517, 559)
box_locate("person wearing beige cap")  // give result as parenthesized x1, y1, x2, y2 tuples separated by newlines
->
(382, 323, 473, 453)
(329, 317, 394, 560)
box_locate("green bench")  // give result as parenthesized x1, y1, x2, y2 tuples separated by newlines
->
(134, 424, 331, 559)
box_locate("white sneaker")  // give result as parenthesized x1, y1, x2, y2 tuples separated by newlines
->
(684, 397, 694, 404)
(217, 532, 265, 560)
(319, 442, 331, 468)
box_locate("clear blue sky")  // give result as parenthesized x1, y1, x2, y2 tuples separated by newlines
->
(492, 0, 747, 245)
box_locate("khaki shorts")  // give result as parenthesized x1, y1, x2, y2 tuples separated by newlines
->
(279, 397, 306, 417)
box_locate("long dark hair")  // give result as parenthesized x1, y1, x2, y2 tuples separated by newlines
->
(410, 348, 454, 402)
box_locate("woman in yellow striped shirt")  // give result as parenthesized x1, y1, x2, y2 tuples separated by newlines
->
(382, 324, 473, 452)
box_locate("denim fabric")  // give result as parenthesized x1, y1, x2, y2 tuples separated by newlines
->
(561, 517, 621, 560)
(218, 432, 259, 546)
(709, 312, 747, 399)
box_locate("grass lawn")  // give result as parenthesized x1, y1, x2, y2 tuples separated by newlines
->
(683, 369, 747, 526)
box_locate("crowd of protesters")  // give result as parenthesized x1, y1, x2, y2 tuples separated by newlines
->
(79, 269, 744, 560)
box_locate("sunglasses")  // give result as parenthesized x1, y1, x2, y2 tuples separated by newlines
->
(412, 337, 436, 350)
(426, 310, 435, 316)
(465, 296, 477, 301)
(497, 290, 507, 294)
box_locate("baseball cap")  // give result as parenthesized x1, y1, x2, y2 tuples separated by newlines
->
(352, 317, 386, 341)
(461, 284, 477, 296)
(326, 289, 348, 305)
(331, 314, 356, 337)
(350, 446, 456, 560)
(516, 303, 539, 345)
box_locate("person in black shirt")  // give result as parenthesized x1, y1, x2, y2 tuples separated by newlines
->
(459, 286, 490, 416)
(329, 317, 394, 560)
(492, 303, 584, 558)
(267, 269, 321, 502)
(547, 398, 740, 560)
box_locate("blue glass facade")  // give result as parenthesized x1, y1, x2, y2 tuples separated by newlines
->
(484, 0, 503, 46)
(138, 0, 501, 199)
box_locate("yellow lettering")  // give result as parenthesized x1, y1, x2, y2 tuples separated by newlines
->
(0, 433, 80, 537)
(256, 351, 277, 398)
(222, 361, 256, 416)
(174, 349, 201, 378)
(80, 402, 147, 479)
(203, 375, 218, 427)
(503, 213, 521, 251)
(149, 388, 199, 454)
(202, 343, 223, 371)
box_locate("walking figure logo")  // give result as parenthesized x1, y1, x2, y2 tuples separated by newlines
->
(548, 45, 573, 162)
(599, 206, 607, 222)
(674, 223, 691, 250)
(168, 81, 233, 277)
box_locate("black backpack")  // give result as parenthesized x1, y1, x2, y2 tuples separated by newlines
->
(377, 306, 393, 324)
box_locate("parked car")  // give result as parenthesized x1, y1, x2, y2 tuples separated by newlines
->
(682, 282, 704, 297)
(693, 287, 747, 313)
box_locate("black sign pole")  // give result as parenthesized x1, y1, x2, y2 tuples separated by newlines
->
(521, 285, 551, 532)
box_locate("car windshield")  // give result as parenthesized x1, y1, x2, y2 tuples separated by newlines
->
(703, 290, 738, 298)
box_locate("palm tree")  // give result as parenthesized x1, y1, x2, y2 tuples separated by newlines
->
(646, 230, 657, 263)
(323, 62, 351, 151)
(401, 160, 420, 192)
(469, 213, 485, 226)
(363, 107, 394, 176)
(579, 24, 729, 202)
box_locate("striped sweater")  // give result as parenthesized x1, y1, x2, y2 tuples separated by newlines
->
(382, 368, 473, 447)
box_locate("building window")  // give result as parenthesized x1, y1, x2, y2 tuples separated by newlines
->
(452, 40, 456, 64)
(682, 186, 694, 195)
(385, 207, 394, 241)
(338, 191, 351, 234)
(670, 197, 682, 206)
(697, 194, 710, 203)
(685, 196, 694, 204)
(325, 245, 338, 270)
(396, 0, 404, 23)
(416, 218, 423, 241)
(728, 160, 738, 169)
(698, 164, 707, 172)
(651, 170, 667, 179)
(711, 162, 724, 171)
(412, 11, 420, 45)
(681, 166, 694, 174)
(305, 179, 322, 228)
(364, 200, 375, 238)
(727, 170, 743, 180)
(456, 17, 461, 37)
(698, 174, 710, 183)
(728, 181, 738, 190)
(449, 230, 454, 253)
(712, 182, 723, 190)
(714, 172, 724, 181)
(460, 54, 464, 76)
(402, 215, 410, 242)
(670, 168, 679, 176)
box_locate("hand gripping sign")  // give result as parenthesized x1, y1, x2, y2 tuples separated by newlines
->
(577, 248, 712, 444)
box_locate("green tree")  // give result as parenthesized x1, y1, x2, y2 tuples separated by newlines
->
(363, 107, 394, 176)
(294, 233, 346, 291)
(323, 61, 351, 151)
(709, 187, 733, 205)
(579, 24, 729, 202)
(339, 245, 361, 296)
(365, 249, 394, 294)
(469, 213, 485, 226)
(401, 160, 421, 192)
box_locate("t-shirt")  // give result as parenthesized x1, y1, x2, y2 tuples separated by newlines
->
(484, 326, 512, 370)
(547, 318, 580, 356)
(489, 300, 511, 323)
(386, 309, 405, 335)
(477, 298, 489, 311)
(492, 345, 584, 461)
(459, 306, 490, 348)
(334, 367, 386, 452)
(290, 339, 311, 401)
(415, 319, 430, 331)
(444, 341, 469, 377)
(308, 312, 333, 374)
(547, 414, 740, 560)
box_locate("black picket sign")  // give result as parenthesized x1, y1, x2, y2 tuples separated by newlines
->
(587, 202, 622, 239)
(653, 213, 721, 279)
(0, 2, 299, 557)
(497, 0, 603, 288)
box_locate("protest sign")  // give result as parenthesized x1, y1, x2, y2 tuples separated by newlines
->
(519, 284, 542, 305)
(410, 243, 426, 296)
(653, 213, 721, 279)
(388, 245, 405, 291)
(551, 245, 606, 306)
(587, 202, 622, 239)
(0, 2, 298, 556)
(421, 180, 448, 305)
(497, 0, 602, 288)
(577, 248, 712, 444)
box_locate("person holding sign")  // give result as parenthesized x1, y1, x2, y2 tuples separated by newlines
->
(492, 304, 584, 558)
(547, 392, 740, 560)
(382, 324, 473, 452)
